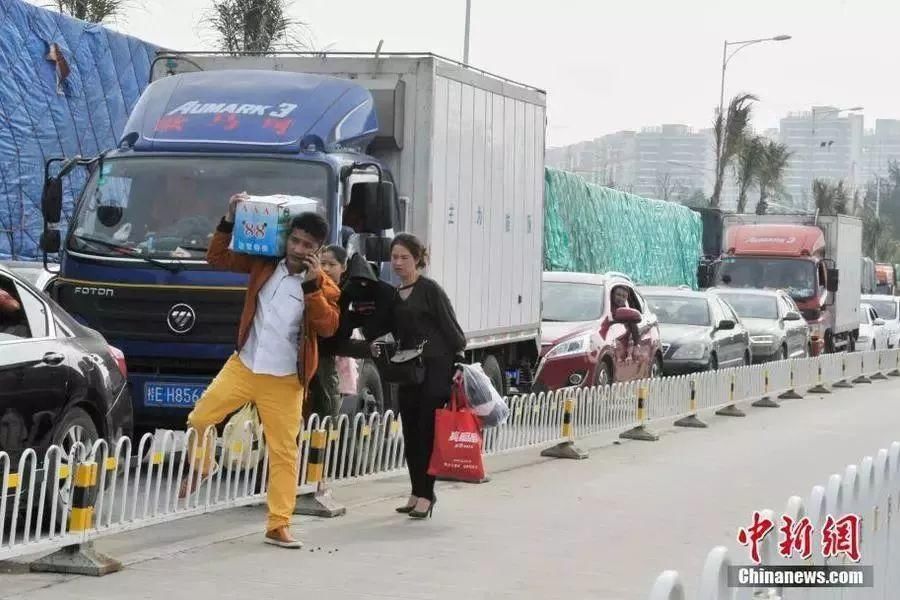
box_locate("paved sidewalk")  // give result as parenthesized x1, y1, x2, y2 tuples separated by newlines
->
(3, 379, 900, 600)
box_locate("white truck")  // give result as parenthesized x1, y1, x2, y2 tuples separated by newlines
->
(103, 52, 545, 418)
(712, 213, 863, 354)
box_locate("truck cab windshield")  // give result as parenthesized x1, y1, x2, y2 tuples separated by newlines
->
(69, 157, 329, 260)
(716, 257, 818, 300)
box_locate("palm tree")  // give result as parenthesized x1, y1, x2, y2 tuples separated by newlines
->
(755, 141, 793, 215)
(711, 92, 758, 208)
(812, 179, 852, 216)
(207, 0, 313, 54)
(52, 0, 127, 22)
(735, 136, 764, 213)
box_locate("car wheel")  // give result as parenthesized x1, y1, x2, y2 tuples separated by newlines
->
(708, 353, 719, 371)
(594, 360, 612, 387)
(49, 407, 100, 518)
(650, 354, 663, 379)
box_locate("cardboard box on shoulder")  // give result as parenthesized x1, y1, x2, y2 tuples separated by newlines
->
(230, 195, 320, 257)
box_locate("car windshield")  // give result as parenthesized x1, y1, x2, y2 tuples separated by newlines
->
(716, 257, 817, 300)
(868, 300, 898, 320)
(542, 282, 604, 322)
(69, 157, 330, 260)
(715, 294, 778, 320)
(644, 295, 710, 326)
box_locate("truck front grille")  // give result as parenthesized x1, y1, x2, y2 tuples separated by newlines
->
(54, 280, 245, 346)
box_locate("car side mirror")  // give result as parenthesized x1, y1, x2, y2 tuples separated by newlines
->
(783, 311, 802, 321)
(826, 268, 839, 292)
(42, 176, 63, 223)
(613, 307, 641, 323)
(717, 319, 736, 331)
(874, 318, 886, 327)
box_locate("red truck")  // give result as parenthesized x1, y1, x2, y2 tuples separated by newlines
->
(875, 263, 896, 296)
(707, 215, 863, 355)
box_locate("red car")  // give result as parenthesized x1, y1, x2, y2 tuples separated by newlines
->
(533, 271, 663, 392)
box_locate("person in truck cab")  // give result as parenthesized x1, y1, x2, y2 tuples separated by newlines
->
(178, 192, 340, 550)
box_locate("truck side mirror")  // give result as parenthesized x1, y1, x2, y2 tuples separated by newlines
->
(42, 177, 63, 223)
(40, 229, 61, 254)
(356, 181, 397, 233)
(826, 268, 839, 292)
(697, 263, 711, 289)
(364, 236, 393, 263)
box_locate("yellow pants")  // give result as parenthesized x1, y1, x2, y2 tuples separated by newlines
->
(187, 353, 303, 532)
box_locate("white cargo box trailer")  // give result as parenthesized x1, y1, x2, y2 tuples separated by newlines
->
(152, 53, 547, 386)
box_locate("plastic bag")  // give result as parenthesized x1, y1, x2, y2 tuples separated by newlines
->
(458, 363, 509, 428)
(427, 386, 486, 482)
(221, 403, 266, 472)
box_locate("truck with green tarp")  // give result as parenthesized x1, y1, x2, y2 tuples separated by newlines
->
(543, 167, 703, 288)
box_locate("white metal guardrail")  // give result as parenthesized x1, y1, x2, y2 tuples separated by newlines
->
(647, 440, 900, 599)
(1, 349, 897, 568)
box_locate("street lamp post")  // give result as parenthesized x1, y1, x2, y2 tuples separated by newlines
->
(715, 35, 792, 191)
(463, 0, 472, 65)
(717, 35, 792, 133)
(807, 105, 863, 212)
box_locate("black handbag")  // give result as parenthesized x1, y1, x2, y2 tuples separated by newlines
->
(377, 341, 427, 385)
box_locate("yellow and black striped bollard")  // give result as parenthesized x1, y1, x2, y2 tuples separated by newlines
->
(541, 391, 589, 458)
(675, 379, 708, 428)
(620, 386, 660, 441)
(716, 373, 746, 417)
(753, 369, 780, 408)
(294, 428, 346, 518)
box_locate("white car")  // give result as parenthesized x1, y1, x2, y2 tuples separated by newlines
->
(858, 303, 890, 350)
(861, 294, 900, 349)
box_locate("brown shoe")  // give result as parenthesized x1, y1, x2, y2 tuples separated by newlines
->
(264, 526, 303, 549)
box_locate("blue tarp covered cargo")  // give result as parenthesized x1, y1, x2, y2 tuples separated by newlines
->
(0, 0, 158, 259)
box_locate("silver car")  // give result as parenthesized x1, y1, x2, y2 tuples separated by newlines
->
(708, 287, 810, 362)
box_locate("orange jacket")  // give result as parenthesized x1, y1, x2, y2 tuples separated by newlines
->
(207, 219, 340, 393)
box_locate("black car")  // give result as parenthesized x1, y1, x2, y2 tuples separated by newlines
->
(0, 263, 133, 515)
(639, 286, 752, 375)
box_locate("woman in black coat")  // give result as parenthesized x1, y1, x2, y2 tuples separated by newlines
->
(372, 233, 466, 519)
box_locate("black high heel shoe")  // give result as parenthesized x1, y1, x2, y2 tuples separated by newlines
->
(409, 497, 436, 519)
(395, 497, 418, 513)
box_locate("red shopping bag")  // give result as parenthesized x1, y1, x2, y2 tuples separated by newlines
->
(427, 384, 485, 482)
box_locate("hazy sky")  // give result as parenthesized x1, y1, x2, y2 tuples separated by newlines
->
(51, 0, 898, 147)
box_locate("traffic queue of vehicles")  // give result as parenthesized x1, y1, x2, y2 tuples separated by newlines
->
(3, 56, 898, 530)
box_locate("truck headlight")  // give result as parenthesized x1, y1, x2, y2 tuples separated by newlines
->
(750, 335, 775, 345)
(545, 334, 592, 359)
(672, 343, 707, 360)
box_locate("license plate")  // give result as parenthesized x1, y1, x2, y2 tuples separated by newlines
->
(144, 382, 207, 408)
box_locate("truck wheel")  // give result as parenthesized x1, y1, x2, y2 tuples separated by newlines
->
(357, 360, 385, 415)
(482, 355, 506, 398)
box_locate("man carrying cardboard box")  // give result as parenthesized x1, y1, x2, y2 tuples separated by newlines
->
(179, 192, 340, 549)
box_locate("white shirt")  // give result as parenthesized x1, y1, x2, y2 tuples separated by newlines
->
(239, 260, 305, 376)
